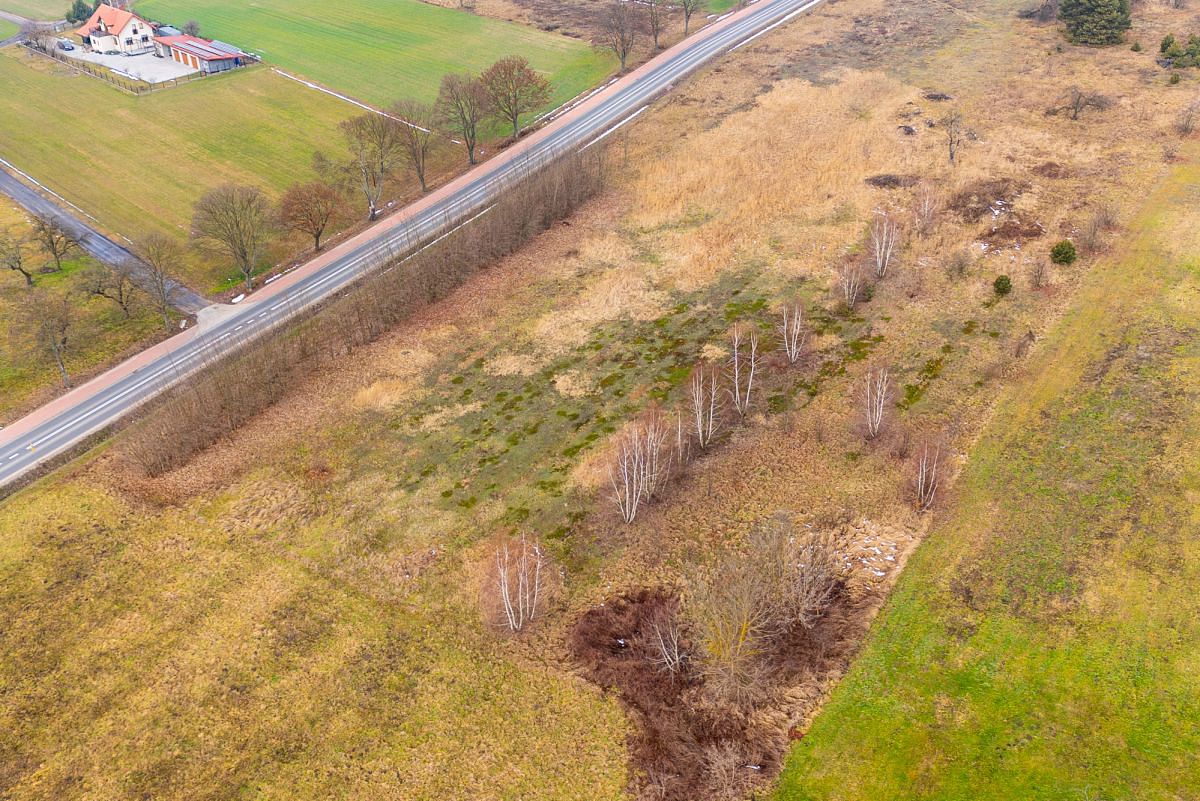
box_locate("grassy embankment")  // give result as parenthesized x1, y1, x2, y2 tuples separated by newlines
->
(137, 0, 615, 108)
(0, 196, 166, 423)
(775, 152, 1200, 799)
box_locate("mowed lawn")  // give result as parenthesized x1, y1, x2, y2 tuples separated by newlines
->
(0, 18, 19, 37)
(774, 155, 1200, 799)
(0, 50, 355, 287)
(137, 0, 615, 107)
(0, 0, 65, 19)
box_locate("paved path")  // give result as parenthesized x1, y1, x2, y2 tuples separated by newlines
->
(0, 0, 826, 488)
(0, 166, 209, 313)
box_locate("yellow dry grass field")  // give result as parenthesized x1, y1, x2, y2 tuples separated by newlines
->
(4, 0, 1200, 798)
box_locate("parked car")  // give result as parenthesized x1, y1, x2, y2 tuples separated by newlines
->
(55, 39, 75, 51)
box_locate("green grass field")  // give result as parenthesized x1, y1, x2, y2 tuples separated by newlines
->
(0, 0, 64, 19)
(137, 0, 615, 108)
(0, 18, 20, 38)
(774, 154, 1200, 799)
(0, 50, 358, 289)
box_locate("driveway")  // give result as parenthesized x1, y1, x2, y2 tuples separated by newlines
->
(66, 49, 198, 83)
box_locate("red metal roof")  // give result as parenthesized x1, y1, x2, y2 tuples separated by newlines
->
(153, 34, 241, 62)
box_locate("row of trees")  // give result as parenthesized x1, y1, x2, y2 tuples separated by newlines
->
(190, 55, 557, 291)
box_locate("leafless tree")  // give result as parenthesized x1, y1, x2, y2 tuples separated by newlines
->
(1030, 259, 1049, 289)
(645, 0, 668, 49)
(941, 111, 965, 166)
(610, 409, 672, 523)
(333, 111, 405, 221)
(869, 212, 901, 279)
(727, 324, 760, 417)
(137, 233, 182, 330)
(480, 55, 551, 138)
(601, 1, 641, 71)
(1047, 87, 1112, 121)
(30, 215, 77, 273)
(392, 99, 440, 193)
(81, 261, 139, 317)
(914, 184, 940, 237)
(679, 0, 704, 34)
(689, 361, 723, 448)
(752, 514, 838, 632)
(914, 441, 941, 511)
(21, 22, 57, 52)
(646, 609, 688, 675)
(778, 300, 807, 365)
(838, 262, 864, 310)
(1, 232, 33, 287)
(1175, 99, 1200, 137)
(18, 290, 74, 388)
(491, 533, 546, 633)
(862, 365, 891, 439)
(437, 72, 490, 165)
(181, 19, 201, 36)
(278, 180, 340, 252)
(191, 184, 273, 292)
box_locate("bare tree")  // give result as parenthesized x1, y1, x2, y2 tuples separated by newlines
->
(181, 19, 201, 36)
(645, 0, 668, 49)
(941, 111, 965, 166)
(689, 361, 723, 448)
(838, 262, 864, 310)
(646, 610, 688, 675)
(1047, 87, 1112, 120)
(278, 181, 341, 252)
(610, 410, 672, 524)
(914, 441, 941, 511)
(21, 22, 57, 53)
(778, 301, 807, 365)
(480, 56, 551, 138)
(334, 111, 405, 221)
(913, 184, 940, 237)
(679, 0, 704, 35)
(601, 1, 641, 71)
(137, 233, 182, 331)
(18, 290, 74, 388)
(490, 534, 546, 633)
(752, 514, 839, 632)
(30, 215, 77, 273)
(1174, 99, 1200, 137)
(437, 72, 490, 165)
(191, 184, 273, 292)
(869, 212, 901, 279)
(392, 99, 440, 193)
(862, 365, 891, 439)
(81, 261, 139, 317)
(727, 324, 760, 417)
(1, 232, 33, 287)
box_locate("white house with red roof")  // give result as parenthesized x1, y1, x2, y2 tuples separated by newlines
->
(74, 4, 154, 55)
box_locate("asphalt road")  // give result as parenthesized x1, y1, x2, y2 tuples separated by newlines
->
(0, 0, 825, 489)
(0, 166, 209, 313)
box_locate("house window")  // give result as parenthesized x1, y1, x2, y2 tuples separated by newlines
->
(141, 35, 148, 42)
(124, 38, 132, 45)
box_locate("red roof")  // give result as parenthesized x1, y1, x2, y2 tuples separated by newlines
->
(75, 5, 143, 39)
(154, 34, 243, 62)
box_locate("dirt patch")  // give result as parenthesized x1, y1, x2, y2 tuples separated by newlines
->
(569, 587, 870, 801)
(1032, 161, 1070, 179)
(979, 216, 1046, 248)
(865, 173, 919, 189)
(948, 177, 1030, 223)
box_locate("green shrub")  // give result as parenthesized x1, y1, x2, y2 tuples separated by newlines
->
(1162, 34, 1176, 54)
(1131, 41, 1142, 52)
(1050, 239, 1078, 265)
(1170, 72, 1183, 85)
(1060, 0, 1131, 46)
(993, 275, 1013, 297)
